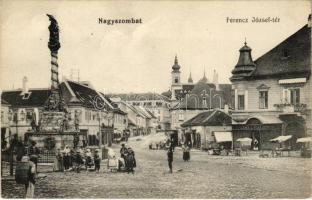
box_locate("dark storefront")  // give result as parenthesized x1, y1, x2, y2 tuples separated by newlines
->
(232, 118, 282, 150)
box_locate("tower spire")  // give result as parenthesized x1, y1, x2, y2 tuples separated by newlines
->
(174, 54, 178, 64)
(172, 54, 180, 72)
(198, 67, 208, 83)
(188, 69, 193, 83)
(230, 40, 256, 81)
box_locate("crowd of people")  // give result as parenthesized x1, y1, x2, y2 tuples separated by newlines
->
(118, 144, 136, 173)
(53, 146, 101, 173)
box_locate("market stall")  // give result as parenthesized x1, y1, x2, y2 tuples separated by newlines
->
(213, 132, 233, 155)
(296, 137, 312, 158)
(269, 135, 292, 157)
(235, 137, 252, 156)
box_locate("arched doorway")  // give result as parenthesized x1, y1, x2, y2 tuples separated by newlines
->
(286, 122, 305, 150)
(246, 118, 262, 150)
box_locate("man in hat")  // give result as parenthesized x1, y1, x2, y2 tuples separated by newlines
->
(167, 148, 173, 173)
(28, 141, 39, 173)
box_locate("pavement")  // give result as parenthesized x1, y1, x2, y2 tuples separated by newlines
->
(2, 134, 312, 198)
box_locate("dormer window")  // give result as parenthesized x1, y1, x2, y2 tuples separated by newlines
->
(22, 92, 31, 100)
(282, 49, 289, 59)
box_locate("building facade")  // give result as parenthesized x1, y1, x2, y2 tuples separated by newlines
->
(1, 79, 120, 147)
(110, 93, 171, 130)
(230, 17, 312, 150)
(165, 55, 233, 138)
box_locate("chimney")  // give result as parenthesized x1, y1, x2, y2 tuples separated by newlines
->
(22, 76, 29, 94)
(308, 14, 311, 28)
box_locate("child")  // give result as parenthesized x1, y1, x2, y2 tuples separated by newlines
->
(94, 149, 101, 172)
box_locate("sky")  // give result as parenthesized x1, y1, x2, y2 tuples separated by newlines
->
(0, 0, 310, 94)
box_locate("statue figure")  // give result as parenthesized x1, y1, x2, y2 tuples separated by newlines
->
(47, 14, 61, 52)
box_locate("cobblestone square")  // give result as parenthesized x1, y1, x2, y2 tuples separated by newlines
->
(2, 136, 311, 199)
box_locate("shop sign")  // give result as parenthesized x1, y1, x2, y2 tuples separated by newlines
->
(233, 124, 279, 131)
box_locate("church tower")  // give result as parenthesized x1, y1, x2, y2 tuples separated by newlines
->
(171, 55, 182, 100)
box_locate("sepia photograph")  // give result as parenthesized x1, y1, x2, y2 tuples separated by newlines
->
(0, 0, 311, 199)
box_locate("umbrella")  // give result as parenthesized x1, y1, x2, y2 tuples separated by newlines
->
(236, 137, 252, 146)
(296, 137, 312, 143)
(270, 135, 292, 143)
(236, 137, 252, 142)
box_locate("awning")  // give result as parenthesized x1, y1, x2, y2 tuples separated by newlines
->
(214, 132, 232, 143)
(296, 137, 312, 143)
(278, 78, 306, 84)
(236, 137, 252, 146)
(270, 135, 292, 143)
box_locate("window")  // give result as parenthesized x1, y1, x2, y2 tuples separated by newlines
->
(290, 88, 300, 105)
(178, 113, 184, 121)
(283, 88, 300, 104)
(22, 92, 31, 100)
(1, 111, 4, 123)
(26, 110, 33, 123)
(259, 91, 268, 109)
(174, 78, 179, 83)
(238, 95, 245, 110)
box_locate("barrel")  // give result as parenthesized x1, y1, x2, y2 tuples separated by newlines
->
(15, 161, 30, 184)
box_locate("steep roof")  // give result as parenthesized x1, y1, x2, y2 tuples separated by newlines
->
(1, 89, 51, 107)
(113, 108, 127, 115)
(181, 110, 232, 127)
(64, 80, 114, 110)
(108, 93, 170, 102)
(251, 25, 310, 79)
(230, 24, 311, 81)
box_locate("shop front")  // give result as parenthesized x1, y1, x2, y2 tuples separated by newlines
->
(232, 117, 283, 150)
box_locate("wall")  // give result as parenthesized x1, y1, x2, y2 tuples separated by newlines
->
(170, 109, 205, 130)
(233, 78, 311, 111)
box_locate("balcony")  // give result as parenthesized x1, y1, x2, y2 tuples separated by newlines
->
(274, 103, 308, 115)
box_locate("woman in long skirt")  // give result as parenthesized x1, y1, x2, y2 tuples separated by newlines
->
(53, 148, 63, 172)
(182, 145, 187, 161)
(185, 146, 190, 161)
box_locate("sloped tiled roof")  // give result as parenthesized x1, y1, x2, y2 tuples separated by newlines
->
(252, 25, 310, 79)
(1, 89, 51, 107)
(231, 24, 311, 81)
(108, 93, 170, 102)
(181, 110, 232, 127)
(64, 81, 114, 110)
